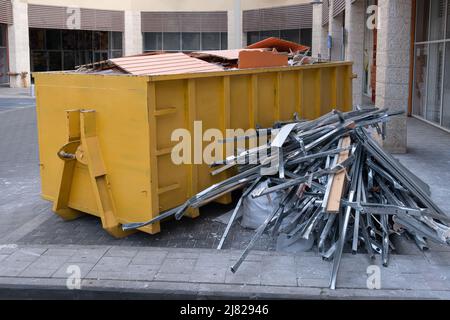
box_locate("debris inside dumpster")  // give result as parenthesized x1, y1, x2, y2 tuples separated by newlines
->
(75, 37, 315, 74)
(122, 107, 450, 289)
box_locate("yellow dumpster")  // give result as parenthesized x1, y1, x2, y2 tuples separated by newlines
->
(34, 61, 353, 237)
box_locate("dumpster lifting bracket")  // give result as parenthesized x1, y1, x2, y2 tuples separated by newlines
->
(53, 109, 135, 238)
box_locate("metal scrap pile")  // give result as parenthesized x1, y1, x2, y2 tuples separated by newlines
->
(123, 108, 450, 289)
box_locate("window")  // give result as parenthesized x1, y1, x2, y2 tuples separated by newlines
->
(46, 30, 61, 50)
(429, 0, 446, 41)
(412, 44, 428, 118)
(261, 30, 280, 39)
(415, 0, 430, 42)
(281, 29, 300, 44)
(247, 29, 312, 47)
(0, 23, 7, 47)
(163, 33, 181, 51)
(182, 33, 200, 51)
(425, 43, 444, 123)
(30, 29, 45, 50)
(300, 29, 312, 48)
(29, 28, 123, 72)
(144, 32, 162, 51)
(442, 43, 450, 128)
(220, 32, 228, 49)
(0, 24, 8, 84)
(412, 0, 450, 130)
(143, 32, 227, 52)
(247, 32, 260, 46)
(202, 32, 220, 50)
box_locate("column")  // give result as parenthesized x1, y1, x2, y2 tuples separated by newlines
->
(375, 0, 412, 153)
(312, 3, 328, 59)
(228, 0, 242, 49)
(329, 1, 343, 61)
(124, 10, 143, 56)
(8, 0, 30, 88)
(345, 0, 365, 106)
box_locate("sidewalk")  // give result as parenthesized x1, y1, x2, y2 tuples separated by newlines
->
(1, 244, 450, 299)
(1, 95, 450, 299)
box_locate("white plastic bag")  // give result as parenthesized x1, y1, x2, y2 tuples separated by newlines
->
(240, 180, 281, 230)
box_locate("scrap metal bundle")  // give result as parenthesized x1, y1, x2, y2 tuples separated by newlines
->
(123, 108, 450, 289)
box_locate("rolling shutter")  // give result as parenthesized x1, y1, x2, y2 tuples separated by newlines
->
(141, 11, 227, 33)
(28, 4, 124, 31)
(333, 0, 346, 17)
(0, 0, 13, 25)
(322, 0, 330, 26)
(243, 4, 313, 32)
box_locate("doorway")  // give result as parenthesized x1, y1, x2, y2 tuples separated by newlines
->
(0, 24, 9, 85)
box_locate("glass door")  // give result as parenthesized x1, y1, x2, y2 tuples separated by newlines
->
(0, 24, 8, 85)
(412, 0, 450, 131)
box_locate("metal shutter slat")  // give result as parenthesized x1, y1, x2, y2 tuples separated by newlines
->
(243, 4, 313, 32)
(0, 0, 13, 25)
(29, 4, 124, 31)
(141, 11, 227, 33)
(333, 0, 346, 17)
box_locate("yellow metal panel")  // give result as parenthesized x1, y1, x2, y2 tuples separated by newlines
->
(34, 73, 153, 226)
(34, 61, 354, 236)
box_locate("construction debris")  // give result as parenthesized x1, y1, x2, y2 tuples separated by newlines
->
(75, 37, 315, 74)
(123, 107, 450, 289)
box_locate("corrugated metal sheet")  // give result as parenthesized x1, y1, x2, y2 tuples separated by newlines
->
(141, 11, 227, 33)
(243, 4, 313, 32)
(0, 0, 13, 25)
(333, 0, 346, 17)
(28, 4, 124, 31)
(192, 49, 265, 61)
(110, 53, 224, 76)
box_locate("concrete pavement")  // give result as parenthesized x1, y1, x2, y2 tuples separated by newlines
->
(1, 89, 450, 299)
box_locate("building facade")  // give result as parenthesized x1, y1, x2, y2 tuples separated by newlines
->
(1, 0, 448, 153)
(0, 0, 313, 88)
(313, 0, 450, 152)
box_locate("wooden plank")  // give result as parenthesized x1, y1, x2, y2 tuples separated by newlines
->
(326, 136, 351, 213)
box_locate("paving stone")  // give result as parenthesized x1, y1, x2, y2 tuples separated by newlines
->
(23, 255, 71, 272)
(189, 266, 228, 283)
(297, 277, 330, 288)
(43, 248, 78, 257)
(4, 250, 41, 263)
(131, 250, 168, 265)
(66, 248, 108, 263)
(166, 251, 201, 259)
(260, 268, 297, 287)
(20, 267, 58, 278)
(91, 256, 132, 272)
(154, 272, 191, 282)
(0, 255, 8, 262)
(52, 262, 96, 279)
(195, 253, 232, 268)
(424, 251, 450, 266)
(0, 246, 19, 255)
(225, 261, 262, 285)
(261, 255, 296, 270)
(87, 265, 157, 281)
(105, 247, 139, 258)
(0, 266, 29, 277)
(160, 258, 196, 274)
